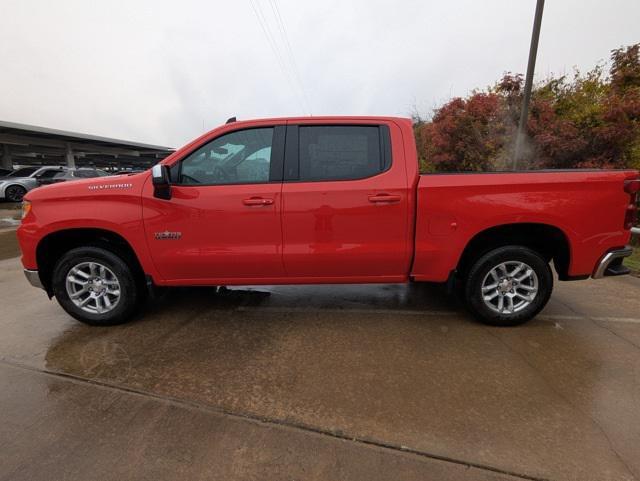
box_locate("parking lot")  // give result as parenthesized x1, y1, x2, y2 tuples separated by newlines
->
(1, 237, 640, 481)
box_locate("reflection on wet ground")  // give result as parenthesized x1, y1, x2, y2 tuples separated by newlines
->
(1, 256, 640, 481)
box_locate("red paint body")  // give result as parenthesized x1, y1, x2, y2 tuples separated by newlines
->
(17, 116, 638, 287)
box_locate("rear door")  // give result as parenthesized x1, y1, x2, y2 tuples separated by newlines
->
(281, 120, 412, 280)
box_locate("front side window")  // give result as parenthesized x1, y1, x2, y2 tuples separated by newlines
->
(298, 126, 384, 181)
(9, 167, 38, 177)
(179, 128, 274, 185)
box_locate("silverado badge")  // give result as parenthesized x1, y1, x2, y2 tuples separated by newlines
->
(88, 183, 133, 190)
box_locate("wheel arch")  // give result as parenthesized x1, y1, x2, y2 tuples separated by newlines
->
(456, 223, 572, 280)
(36, 228, 147, 295)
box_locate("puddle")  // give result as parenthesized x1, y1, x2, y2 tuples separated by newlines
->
(0, 217, 20, 228)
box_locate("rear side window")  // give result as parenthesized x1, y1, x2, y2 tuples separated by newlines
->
(296, 125, 390, 182)
(36, 169, 61, 179)
(74, 170, 97, 178)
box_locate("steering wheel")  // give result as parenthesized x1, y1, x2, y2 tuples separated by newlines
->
(181, 173, 200, 184)
(213, 165, 232, 182)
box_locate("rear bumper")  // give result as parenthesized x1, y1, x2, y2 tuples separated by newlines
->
(592, 246, 633, 279)
(24, 269, 44, 289)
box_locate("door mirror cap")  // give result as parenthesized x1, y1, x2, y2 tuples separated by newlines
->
(151, 164, 169, 185)
(151, 164, 172, 200)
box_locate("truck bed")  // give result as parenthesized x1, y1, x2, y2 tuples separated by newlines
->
(411, 170, 637, 282)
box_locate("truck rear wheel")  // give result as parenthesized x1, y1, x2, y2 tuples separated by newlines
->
(464, 246, 552, 326)
(52, 247, 139, 326)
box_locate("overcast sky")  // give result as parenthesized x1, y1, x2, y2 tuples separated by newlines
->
(1, 0, 638, 147)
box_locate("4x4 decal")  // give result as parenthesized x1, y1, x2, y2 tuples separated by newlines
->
(154, 231, 182, 240)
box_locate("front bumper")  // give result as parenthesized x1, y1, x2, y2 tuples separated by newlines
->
(24, 269, 44, 289)
(592, 246, 633, 279)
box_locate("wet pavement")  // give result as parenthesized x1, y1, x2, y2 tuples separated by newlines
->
(0, 204, 21, 231)
(1, 255, 640, 481)
(0, 230, 19, 261)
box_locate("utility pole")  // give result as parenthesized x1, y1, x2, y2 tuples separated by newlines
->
(513, 0, 545, 170)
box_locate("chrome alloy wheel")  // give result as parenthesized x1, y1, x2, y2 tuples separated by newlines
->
(481, 261, 538, 314)
(65, 262, 121, 314)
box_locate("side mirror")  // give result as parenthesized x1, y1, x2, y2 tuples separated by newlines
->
(151, 164, 172, 200)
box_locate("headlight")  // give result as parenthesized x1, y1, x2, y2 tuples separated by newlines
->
(21, 201, 32, 220)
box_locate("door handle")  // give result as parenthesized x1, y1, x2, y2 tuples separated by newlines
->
(368, 193, 401, 203)
(243, 197, 274, 206)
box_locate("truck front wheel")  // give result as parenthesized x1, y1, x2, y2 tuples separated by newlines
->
(464, 246, 553, 326)
(52, 247, 139, 326)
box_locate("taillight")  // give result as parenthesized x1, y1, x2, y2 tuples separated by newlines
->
(625, 204, 637, 230)
(624, 179, 640, 194)
(624, 178, 639, 230)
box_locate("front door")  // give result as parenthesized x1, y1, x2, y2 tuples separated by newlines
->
(143, 125, 286, 283)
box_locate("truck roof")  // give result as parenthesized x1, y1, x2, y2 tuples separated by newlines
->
(224, 116, 412, 125)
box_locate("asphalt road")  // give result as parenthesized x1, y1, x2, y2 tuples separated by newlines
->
(1, 253, 640, 481)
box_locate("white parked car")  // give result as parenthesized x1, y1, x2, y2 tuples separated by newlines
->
(0, 166, 67, 202)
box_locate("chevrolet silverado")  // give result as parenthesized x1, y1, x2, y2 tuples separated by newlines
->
(17, 117, 640, 326)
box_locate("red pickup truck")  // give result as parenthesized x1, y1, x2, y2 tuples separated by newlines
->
(17, 116, 639, 327)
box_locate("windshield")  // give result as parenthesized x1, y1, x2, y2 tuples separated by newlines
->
(7, 167, 38, 177)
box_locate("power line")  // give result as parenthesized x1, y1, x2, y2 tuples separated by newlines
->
(250, 0, 285, 68)
(267, 0, 311, 114)
(256, 0, 309, 115)
(248, 0, 310, 115)
(248, 0, 305, 114)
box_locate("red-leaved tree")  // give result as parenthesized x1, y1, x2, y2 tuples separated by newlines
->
(415, 43, 640, 172)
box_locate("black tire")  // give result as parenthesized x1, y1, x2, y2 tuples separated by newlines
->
(5, 185, 27, 202)
(464, 246, 553, 326)
(52, 247, 139, 326)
